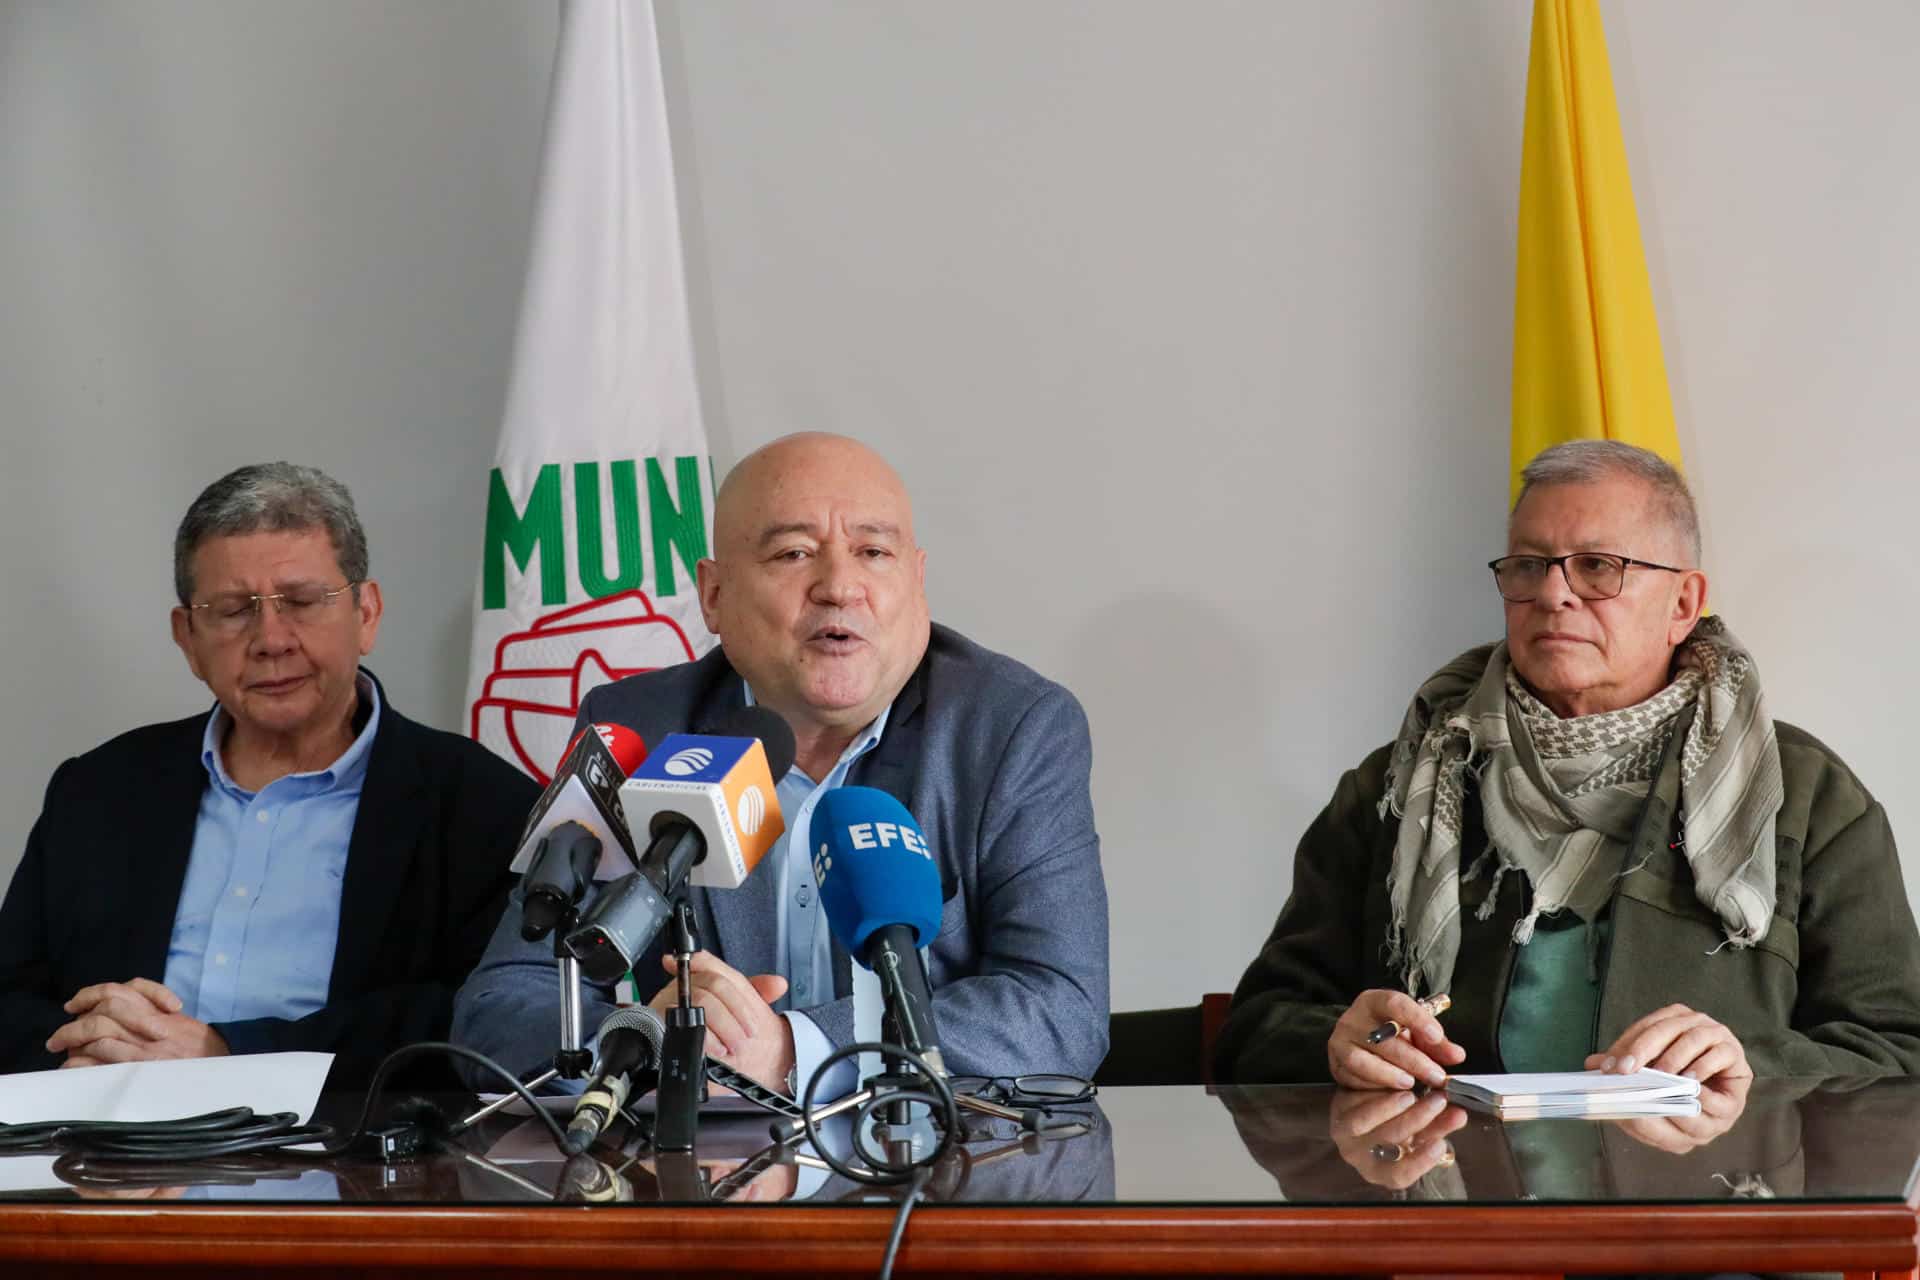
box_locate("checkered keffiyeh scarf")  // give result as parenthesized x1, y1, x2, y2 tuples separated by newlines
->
(1380, 616, 1784, 998)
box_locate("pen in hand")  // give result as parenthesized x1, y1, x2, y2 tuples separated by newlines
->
(1365, 992, 1451, 1046)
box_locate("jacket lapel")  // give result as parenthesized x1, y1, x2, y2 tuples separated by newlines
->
(856, 655, 926, 808)
(329, 679, 428, 1000)
(126, 718, 215, 979)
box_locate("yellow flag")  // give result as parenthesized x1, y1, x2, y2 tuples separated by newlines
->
(1511, 0, 1683, 502)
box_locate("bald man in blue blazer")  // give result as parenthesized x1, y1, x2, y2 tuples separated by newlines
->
(453, 434, 1108, 1096)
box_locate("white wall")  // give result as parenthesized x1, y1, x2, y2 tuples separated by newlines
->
(0, 0, 556, 831)
(5, 0, 1918, 1016)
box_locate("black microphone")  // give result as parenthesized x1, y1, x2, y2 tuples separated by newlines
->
(519, 821, 602, 942)
(555, 1153, 634, 1202)
(563, 1006, 667, 1155)
(509, 723, 649, 940)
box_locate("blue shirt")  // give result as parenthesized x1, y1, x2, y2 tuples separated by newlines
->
(743, 686, 892, 1087)
(162, 674, 381, 1027)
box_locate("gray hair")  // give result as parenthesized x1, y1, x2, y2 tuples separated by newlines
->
(174, 462, 369, 604)
(1513, 440, 1701, 566)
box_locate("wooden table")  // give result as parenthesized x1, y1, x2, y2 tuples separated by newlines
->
(2, 1078, 1915, 1278)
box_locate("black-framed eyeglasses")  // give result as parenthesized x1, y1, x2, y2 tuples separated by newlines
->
(947, 1074, 1096, 1108)
(188, 581, 361, 637)
(1487, 553, 1682, 603)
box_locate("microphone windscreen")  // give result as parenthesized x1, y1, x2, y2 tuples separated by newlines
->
(811, 786, 943, 961)
(698, 704, 798, 780)
(594, 1004, 667, 1073)
(509, 720, 647, 881)
(594, 723, 649, 775)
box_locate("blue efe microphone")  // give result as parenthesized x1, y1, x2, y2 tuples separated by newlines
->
(812, 786, 947, 1075)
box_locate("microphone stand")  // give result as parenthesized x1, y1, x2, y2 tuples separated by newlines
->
(769, 1065, 1030, 1147)
(551, 942, 596, 1082)
(457, 911, 597, 1131)
(653, 899, 708, 1152)
(652, 1148, 711, 1200)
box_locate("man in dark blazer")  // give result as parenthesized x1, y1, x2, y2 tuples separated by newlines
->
(0, 463, 536, 1086)
(454, 434, 1109, 1095)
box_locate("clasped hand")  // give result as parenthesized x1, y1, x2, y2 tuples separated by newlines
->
(45, 978, 228, 1067)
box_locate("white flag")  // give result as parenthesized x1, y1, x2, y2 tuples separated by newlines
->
(464, 0, 716, 783)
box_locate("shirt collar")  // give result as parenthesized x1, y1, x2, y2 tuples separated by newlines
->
(199, 670, 383, 797)
(741, 685, 892, 787)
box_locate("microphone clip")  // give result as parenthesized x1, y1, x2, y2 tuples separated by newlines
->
(653, 897, 709, 1153)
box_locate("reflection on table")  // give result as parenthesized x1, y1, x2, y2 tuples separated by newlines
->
(9, 1081, 1920, 1280)
(25, 1093, 1115, 1207)
(10, 1077, 1920, 1212)
(1219, 1075, 1920, 1204)
(458, 1103, 1116, 1206)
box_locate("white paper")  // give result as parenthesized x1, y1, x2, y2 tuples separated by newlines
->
(1446, 1066, 1701, 1110)
(0, 1052, 334, 1192)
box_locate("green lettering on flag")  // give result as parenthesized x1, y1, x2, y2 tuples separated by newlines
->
(482, 464, 566, 609)
(647, 455, 707, 597)
(575, 460, 645, 597)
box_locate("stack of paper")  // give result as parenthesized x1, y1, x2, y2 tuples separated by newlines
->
(1444, 1067, 1702, 1118)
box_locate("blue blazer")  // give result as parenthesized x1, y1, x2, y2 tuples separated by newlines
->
(453, 623, 1111, 1079)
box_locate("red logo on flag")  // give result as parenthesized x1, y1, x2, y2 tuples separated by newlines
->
(469, 589, 698, 783)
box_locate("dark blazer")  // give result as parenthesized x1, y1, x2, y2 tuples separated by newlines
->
(453, 623, 1111, 1080)
(0, 671, 538, 1087)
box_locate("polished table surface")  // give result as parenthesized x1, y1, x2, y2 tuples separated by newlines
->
(2, 1076, 1918, 1277)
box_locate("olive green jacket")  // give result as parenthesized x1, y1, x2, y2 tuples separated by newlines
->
(1216, 722, 1920, 1083)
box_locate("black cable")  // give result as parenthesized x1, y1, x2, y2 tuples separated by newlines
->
(876, 1167, 931, 1280)
(800, 1041, 958, 1186)
(0, 1042, 575, 1166)
(332, 1041, 572, 1155)
(60, 1114, 332, 1161)
(0, 1107, 272, 1154)
(0, 1108, 332, 1163)
(51, 1150, 315, 1190)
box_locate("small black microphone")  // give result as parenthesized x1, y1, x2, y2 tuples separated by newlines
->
(563, 1006, 667, 1155)
(520, 821, 603, 942)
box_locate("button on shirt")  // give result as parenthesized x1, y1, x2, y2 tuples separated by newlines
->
(744, 688, 892, 1087)
(162, 677, 381, 1026)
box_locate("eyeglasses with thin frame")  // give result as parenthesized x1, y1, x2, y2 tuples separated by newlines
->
(1487, 553, 1682, 603)
(187, 582, 361, 637)
(946, 1073, 1096, 1108)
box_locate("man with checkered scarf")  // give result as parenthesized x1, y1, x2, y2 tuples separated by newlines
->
(1217, 442, 1920, 1130)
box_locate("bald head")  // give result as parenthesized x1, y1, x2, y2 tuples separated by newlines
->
(698, 433, 930, 768)
(714, 433, 918, 556)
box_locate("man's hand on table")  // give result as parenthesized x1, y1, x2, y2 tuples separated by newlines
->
(1584, 1003, 1753, 1084)
(649, 951, 795, 1093)
(1327, 990, 1465, 1090)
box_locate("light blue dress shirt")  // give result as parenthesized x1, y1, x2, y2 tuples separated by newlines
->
(743, 686, 892, 1092)
(162, 675, 381, 1027)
